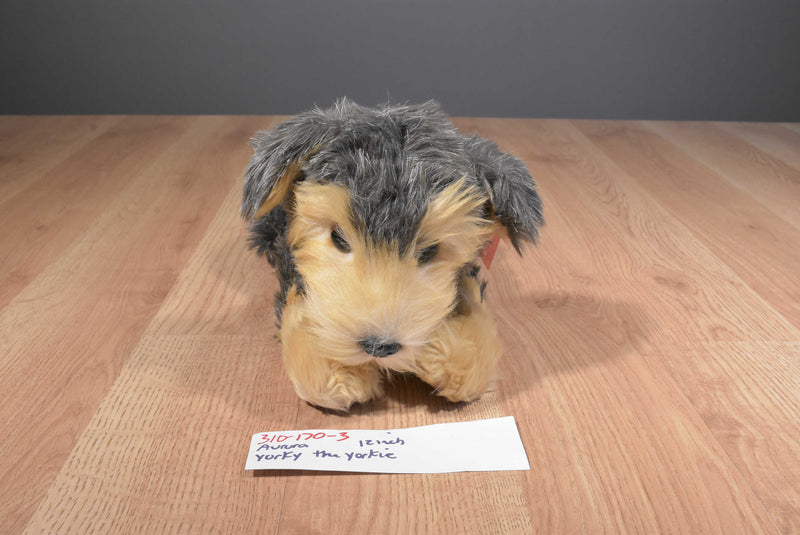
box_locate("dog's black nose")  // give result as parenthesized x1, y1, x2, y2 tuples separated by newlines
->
(359, 337, 402, 358)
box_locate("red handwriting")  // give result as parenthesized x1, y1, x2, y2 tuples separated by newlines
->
(258, 431, 350, 445)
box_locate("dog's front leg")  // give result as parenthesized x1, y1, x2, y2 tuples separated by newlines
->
(279, 288, 384, 411)
(414, 275, 502, 402)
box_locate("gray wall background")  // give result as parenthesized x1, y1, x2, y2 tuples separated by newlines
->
(2, 0, 799, 120)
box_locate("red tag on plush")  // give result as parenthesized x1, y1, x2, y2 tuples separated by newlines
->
(481, 234, 501, 270)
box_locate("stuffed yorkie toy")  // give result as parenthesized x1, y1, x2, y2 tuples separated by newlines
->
(242, 99, 543, 411)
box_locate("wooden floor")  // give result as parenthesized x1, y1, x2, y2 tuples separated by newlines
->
(1, 115, 799, 534)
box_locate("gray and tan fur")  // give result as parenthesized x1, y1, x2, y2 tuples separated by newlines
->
(242, 98, 543, 411)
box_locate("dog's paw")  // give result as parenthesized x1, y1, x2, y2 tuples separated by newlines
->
(414, 279, 502, 402)
(293, 363, 384, 412)
(415, 334, 499, 402)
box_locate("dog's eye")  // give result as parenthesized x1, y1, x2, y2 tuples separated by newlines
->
(417, 243, 439, 265)
(330, 226, 351, 253)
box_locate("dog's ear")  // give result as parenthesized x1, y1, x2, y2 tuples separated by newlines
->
(241, 111, 335, 221)
(464, 136, 544, 254)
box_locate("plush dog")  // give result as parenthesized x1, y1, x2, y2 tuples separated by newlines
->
(242, 99, 543, 411)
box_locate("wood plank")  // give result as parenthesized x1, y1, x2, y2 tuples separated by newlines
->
(660, 341, 800, 534)
(0, 116, 69, 141)
(24, 334, 293, 534)
(573, 120, 800, 329)
(717, 122, 800, 172)
(0, 117, 266, 533)
(500, 311, 780, 534)
(510, 118, 798, 532)
(645, 121, 800, 230)
(0, 115, 29, 138)
(0, 116, 193, 308)
(781, 123, 800, 135)
(0, 116, 121, 203)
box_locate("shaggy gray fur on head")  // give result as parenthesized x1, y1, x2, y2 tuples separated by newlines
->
(241, 98, 543, 319)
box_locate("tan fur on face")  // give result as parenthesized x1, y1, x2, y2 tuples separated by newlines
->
(285, 179, 494, 373)
(417, 176, 496, 264)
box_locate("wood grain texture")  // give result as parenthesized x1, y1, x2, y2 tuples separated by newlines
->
(1, 115, 798, 534)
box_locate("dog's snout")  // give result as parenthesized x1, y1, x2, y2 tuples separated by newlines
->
(359, 337, 402, 358)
